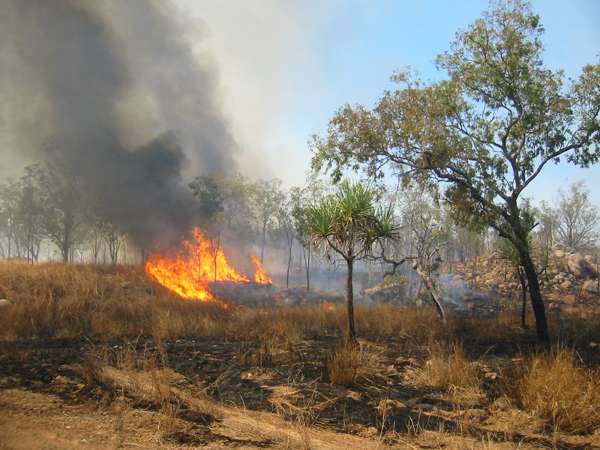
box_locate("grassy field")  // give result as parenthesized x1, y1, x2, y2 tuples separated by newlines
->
(1, 261, 600, 449)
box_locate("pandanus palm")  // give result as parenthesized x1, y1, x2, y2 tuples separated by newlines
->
(307, 180, 398, 340)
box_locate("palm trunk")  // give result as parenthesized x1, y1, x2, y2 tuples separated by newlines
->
(346, 258, 356, 340)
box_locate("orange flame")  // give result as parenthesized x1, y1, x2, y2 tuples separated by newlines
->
(322, 301, 336, 312)
(250, 255, 273, 285)
(145, 228, 272, 301)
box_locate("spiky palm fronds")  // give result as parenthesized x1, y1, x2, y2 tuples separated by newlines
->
(307, 180, 399, 261)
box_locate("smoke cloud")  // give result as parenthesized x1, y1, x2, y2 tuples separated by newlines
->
(0, 0, 237, 246)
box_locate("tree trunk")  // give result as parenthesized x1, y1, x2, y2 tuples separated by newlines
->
(413, 263, 445, 322)
(518, 244, 549, 342)
(260, 221, 267, 263)
(286, 239, 292, 288)
(517, 266, 528, 329)
(345, 258, 356, 340)
(303, 245, 311, 291)
(61, 240, 69, 263)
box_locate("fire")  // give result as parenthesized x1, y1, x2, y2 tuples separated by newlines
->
(145, 227, 272, 301)
(322, 301, 336, 312)
(250, 255, 273, 285)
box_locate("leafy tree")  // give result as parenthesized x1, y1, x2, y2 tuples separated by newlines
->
(535, 200, 558, 279)
(290, 173, 328, 291)
(311, 1, 600, 341)
(189, 175, 224, 228)
(275, 196, 295, 288)
(307, 180, 398, 340)
(38, 164, 85, 262)
(252, 179, 285, 263)
(555, 182, 598, 250)
(0, 166, 46, 262)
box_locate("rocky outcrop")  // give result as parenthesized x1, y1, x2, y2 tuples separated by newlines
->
(557, 250, 598, 278)
(450, 247, 600, 308)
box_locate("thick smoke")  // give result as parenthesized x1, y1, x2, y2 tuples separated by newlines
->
(0, 0, 237, 246)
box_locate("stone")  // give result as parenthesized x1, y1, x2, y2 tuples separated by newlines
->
(377, 399, 408, 416)
(566, 253, 597, 278)
(0, 299, 12, 308)
(583, 279, 599, 294)
(560, 280, 572, 290)
(346, 390, 362, 401)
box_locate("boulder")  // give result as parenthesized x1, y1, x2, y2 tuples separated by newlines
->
(560, 280, 572, 290)
(565, 253, 597, 278)
(0, 298, 12, 308)
(583, 279, 599, 294)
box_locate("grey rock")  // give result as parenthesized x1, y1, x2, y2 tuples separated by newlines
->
(583, 279, 599, 294)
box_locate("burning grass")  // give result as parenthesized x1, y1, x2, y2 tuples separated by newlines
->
(144, 227, 271, 302)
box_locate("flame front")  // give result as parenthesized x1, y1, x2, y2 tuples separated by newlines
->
(251, 255, 273, 285)
(145, 227, 272, 301)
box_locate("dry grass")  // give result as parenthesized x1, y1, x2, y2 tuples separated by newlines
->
(516, 348, 600, 433)
(416, 341, 481, 392)
(4, 262, 600, 446)
(326, 340, 383, 385)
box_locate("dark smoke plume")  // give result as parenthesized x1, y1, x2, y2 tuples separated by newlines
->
(0, 0, 237, 246)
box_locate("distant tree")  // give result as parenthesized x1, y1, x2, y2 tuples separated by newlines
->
(252, 179, 285, 263)
(38, 164, 85, 262)
(307, 180, 398, 340)
(189, 175, 224, 228)
(290, 173, 328, 291)
(555, 182, 599, 251)
(276, 197, 295, 288)
(535, 201, 558, 279)
(214, 174, 256, 242)
(0, 166, 46, 262)
(311, 1, 600, 341)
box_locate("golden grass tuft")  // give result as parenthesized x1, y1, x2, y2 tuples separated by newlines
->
(416, 341, 481, 391)
(326, 340, 382, 386)
(516, 348, 600, 433)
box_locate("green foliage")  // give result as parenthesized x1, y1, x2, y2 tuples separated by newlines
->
(311, 0, 600, 241)
(307, 180, 398, 262)
(189, 176, 224, 226)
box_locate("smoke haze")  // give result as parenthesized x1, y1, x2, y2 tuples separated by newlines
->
(0, 0, 237, 245)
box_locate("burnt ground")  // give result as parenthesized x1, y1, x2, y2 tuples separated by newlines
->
(1, 332, 599, 449)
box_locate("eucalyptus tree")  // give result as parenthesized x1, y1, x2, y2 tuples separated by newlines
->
(307, 180, 398, 340)
(275, 197, 295, 288)
(312, 1, 600, 341)
(290, 173, 328, 291)
(38, 164, 86, 262)
(555, 182, 598, 251)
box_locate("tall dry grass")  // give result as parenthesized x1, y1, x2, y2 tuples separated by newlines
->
(516, 348, 600, 433)
(415, 341, 481, 392)
(1, 261, 599, 350)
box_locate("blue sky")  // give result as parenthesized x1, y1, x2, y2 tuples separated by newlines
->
(177, 0, 600, 207)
